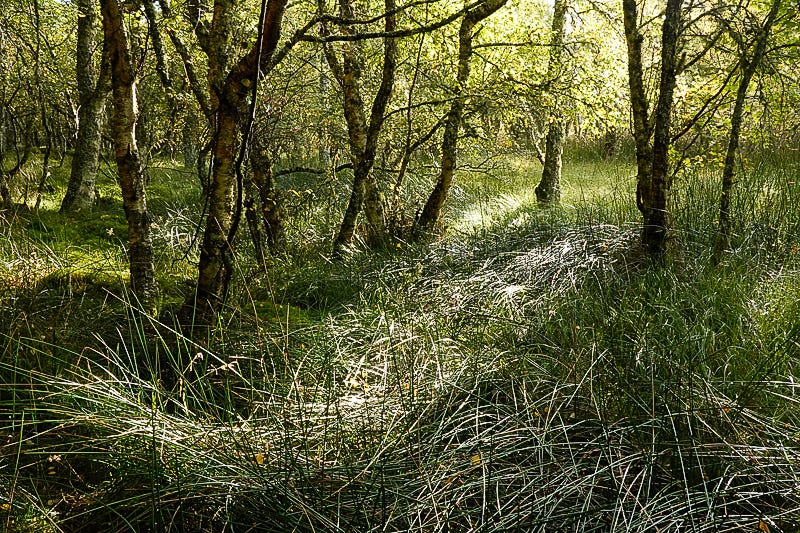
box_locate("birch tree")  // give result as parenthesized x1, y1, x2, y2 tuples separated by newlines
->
(99, 0, 156, 307)
(535, 0, 570, 205)
(415, 0, 509, 232)
(623, 0, 683, 258)
(181, 0, 288, 322)
(61, 0, 111, 212)
(713, 0, 783, 263)
(321, 0, 398, 254)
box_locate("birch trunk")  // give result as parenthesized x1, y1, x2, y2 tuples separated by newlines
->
(535, 0, 569, 205)
(61, 0, 111, 212)
(416, 0, 508, 231)
(623, 0, 682, 259)
(326, 0, 397, 254)
(185, 0, 287, 321)
(713, 0, 782, 263)
(642, 0, 681, 257)
(100, 0, 156, 308)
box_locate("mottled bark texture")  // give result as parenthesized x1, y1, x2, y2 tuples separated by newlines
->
(713, 0, 782, 263)
(324, 0, 397, 255)
(535, 0, 569, 205)
(536, 123, 564, 204)
(623, 0, 651, 193)
(185, 0, 287, 321)
(623, 0, 682, 259)
(61, 0, 111, 212)
(100, 0, 156, 308)
(416, 0, 508, 231)
(252, 147, 284, 250)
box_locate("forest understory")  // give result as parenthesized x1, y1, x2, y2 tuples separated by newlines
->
(2, 149, 800, 532)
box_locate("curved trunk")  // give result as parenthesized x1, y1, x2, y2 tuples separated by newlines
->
(327, 0, 397, 254)
(195, 108, 238, 316)
(328, 29, 369, 251)
(184, 0, 287, 322)
(416, 0, 508, 232)
(713, 0, 782, 263)
(0, 28, 8, 211)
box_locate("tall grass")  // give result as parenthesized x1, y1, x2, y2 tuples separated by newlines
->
(2, 152, 800, 531)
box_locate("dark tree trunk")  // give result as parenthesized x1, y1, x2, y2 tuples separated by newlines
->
(184, 0, 287, 322)
(713, 0, 782, 263)
(0, 119, 7, 210)
(416, 0, 508, 232)
(323, 2, 368, 253)
(245, 149, 283, 265)
(325, 0, 398, 254)
(623, 0, 652, 212)
(244, 181, 266, 267)
(643, 0, 681, 258)
(31, 0, 51, 211)
(100, 0, 157, 308)
(623, 0, 682, 259)
(61, 0, 111, 213)
(0, 26, 6, 213)
(535, 0, 569, 206)
(194, 109, 238, 317)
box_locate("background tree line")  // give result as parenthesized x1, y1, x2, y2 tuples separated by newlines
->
(0, 0, 798, 322)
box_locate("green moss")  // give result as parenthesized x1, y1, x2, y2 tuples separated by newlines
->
(38, 267, 128, 295)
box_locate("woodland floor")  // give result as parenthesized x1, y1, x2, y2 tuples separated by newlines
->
(2, 150, 800, 532)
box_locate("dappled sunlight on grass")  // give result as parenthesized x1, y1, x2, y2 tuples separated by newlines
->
(453, 189, 537, 229)
(561, 159, 635, 205)
(451, 156, 635, 232)
(4, 151, 800, 531)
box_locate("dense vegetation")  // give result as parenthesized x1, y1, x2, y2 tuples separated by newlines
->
(2, 150, 799, 531)
(2, 0, 800, 531)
